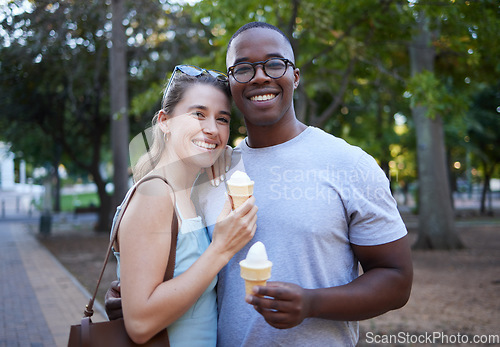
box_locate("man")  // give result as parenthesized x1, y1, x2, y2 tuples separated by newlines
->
(193, 22, 412, 346)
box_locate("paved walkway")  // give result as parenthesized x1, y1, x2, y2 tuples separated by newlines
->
(0, 189, 498, 347)
(0, 220, 106, 347)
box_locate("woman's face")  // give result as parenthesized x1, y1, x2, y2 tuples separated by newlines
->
(161, 83, 231, 169)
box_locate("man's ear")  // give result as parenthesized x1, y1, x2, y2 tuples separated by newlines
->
(158, 110, 170, 134)
(293, 67, 300, 89)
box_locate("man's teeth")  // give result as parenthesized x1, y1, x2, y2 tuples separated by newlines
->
(193, 140, 216, 149)
(250, 94, 276, 101)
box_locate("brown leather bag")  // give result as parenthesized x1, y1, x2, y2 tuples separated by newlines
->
(68, 175, 178, 346)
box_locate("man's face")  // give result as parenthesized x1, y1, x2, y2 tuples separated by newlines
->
(226, 28, 300, 128)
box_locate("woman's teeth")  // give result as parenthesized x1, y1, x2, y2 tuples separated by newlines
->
(250, 94, 276, 101)
(193, 140, 216, 149)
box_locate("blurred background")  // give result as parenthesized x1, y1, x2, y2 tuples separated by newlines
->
(1, 1, 499, 345)
(0, 0, 499, 245)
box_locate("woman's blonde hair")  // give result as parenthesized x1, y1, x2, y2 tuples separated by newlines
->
(133, 72, 230, 182)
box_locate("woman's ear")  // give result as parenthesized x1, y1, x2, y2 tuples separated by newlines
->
(158, 110, 170, 135)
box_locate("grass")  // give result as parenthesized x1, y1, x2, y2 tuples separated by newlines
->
(60, 192, 100, 212)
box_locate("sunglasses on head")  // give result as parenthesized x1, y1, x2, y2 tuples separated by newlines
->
(164, 65, 228, 97)
(176, 65, 228, 80)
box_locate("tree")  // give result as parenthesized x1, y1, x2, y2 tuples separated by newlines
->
(189, 0, 418, 154)
(189, 0, 499, 250)
(407, 1, 500, 248)
(2, 0, 498, 238)
(110, 0, 130, 209)
(0, 0, 222, 229)
(409, 14, 461, 249)
(0, 1, 114, 229)
(467, 84, 500, 215)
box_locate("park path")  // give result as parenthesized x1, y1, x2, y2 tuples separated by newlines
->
(0, 220, 106, 347)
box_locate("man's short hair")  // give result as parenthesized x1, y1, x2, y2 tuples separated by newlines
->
(226, 21, 293, 57)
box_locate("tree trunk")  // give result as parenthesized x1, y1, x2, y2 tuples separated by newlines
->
(52, 144, 62, 212)
(480, 162, 491, 216)
(110, 0, 130, 210)
(448, 148, 456, 210)
(410, 14, 462, 250)
(90, 163, 112, 232)
(375, 86, 391, 183)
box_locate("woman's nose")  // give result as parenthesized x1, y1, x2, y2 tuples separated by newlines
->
(201, 118, 218, 135)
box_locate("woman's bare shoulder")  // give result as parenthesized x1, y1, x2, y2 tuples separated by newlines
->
(126, 177, 175, 220)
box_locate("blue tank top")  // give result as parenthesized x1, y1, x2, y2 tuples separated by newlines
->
(167, 209, 217, 347)
(112, 203, 217, 347)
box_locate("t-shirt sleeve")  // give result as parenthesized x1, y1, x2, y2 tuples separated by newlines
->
(346, 153, 407, 246)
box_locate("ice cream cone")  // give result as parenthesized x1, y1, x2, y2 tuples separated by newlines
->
(229, 194, 251, 210)
(239, 242, 272, 297)
(244, 279, 268, 296)
(226, 171, 254, 210)
(240, 263, 272, 295)
(227, 184, 254, 209)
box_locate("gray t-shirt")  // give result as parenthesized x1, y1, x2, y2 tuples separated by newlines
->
(192, 126, 407, 346)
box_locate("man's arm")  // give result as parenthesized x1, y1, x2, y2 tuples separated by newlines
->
(246, 235, 413, 329)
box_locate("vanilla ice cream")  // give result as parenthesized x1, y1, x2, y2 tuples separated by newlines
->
(226, 170, 254, 210)
(240, 241, 272, 295)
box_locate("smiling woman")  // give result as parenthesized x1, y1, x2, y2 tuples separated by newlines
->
(157, 83, 231, 170)
(107, 65, 258, 345)
(133, 66, 230, 182)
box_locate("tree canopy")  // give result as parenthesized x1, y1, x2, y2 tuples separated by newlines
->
(1, 0, 499, 240)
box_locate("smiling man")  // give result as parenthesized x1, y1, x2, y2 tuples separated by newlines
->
(226, 28, 302, 146)
(192, 22, 413, 346)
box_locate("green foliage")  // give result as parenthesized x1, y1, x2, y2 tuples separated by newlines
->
(129, 82, 163, 121)
(190, 0, 416, 152)
(406, 70, 468, 119)
(120, 2, 222, 138)
(0, 0, 218, 174)
(417, 0, 500, 83)
(0, 0, 111, 169)
(1, 0, 499, 199)
(466, 84, 500, 166)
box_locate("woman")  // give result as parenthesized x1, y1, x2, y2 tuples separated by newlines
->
(113, 65, 257, 345)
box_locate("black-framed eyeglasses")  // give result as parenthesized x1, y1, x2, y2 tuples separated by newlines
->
(227, 58, 295, 84)
(164, 65, 228, 98)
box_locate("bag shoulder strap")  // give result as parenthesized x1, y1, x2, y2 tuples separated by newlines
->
(84, 174, 178, 317)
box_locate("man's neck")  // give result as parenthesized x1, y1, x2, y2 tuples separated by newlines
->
(245, 119, 307, 148)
